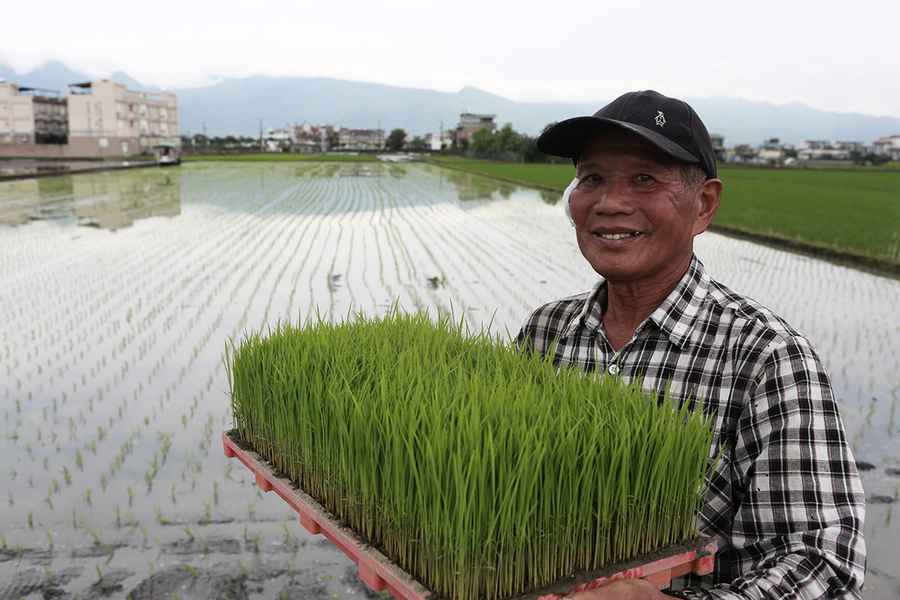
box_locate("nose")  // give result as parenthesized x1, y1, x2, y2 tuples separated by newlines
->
(572, 178, 634, 217)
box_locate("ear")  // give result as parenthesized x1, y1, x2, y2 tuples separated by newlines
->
(692, 178, 722, 236)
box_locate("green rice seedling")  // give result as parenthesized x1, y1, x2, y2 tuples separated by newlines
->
(151, 506, 165, 525)
(227, 310, 713, 600)
(201, 500, 212, 524)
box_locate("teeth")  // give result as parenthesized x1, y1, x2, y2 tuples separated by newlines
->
(595, 232, 641, 240)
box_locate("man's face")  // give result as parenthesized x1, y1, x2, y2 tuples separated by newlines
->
(570, 130, 717, 284)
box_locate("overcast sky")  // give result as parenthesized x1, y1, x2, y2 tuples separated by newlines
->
(3, 0, 898, 117)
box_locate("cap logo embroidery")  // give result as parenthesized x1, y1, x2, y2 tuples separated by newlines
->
(655, 110, 666, 127)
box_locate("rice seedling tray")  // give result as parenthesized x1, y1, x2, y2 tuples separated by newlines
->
(223, 430, 716, 599)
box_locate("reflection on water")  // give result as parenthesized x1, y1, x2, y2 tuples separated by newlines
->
(0, 168, 182, 230)
(0, 159, 149, 178)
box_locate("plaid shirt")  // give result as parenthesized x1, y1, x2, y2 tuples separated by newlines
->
(516, 255, 866, 599)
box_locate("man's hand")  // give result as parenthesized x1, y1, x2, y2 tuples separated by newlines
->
(568, 579, 676, 600)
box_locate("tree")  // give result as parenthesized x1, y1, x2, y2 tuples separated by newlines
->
(410, 136, 427, 151)
(386, 129, 407, 151)
(470, 124, 531, 161)
(326, 129, 339, 151)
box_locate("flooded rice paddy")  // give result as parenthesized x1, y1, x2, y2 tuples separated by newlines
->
(1, 162, 898, 599)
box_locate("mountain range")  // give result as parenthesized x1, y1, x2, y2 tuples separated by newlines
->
(2, 60, 899, 146)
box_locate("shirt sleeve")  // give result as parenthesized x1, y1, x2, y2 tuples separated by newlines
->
(680, 335, 867, 600)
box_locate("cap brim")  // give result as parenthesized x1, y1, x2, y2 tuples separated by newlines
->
(537, 116, 700, 165)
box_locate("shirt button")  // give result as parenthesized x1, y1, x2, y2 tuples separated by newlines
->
(608, 363, 620, 375)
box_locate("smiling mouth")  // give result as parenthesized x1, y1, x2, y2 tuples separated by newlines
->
(591, 231, 644, 241)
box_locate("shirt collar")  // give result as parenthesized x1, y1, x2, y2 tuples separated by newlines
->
(648, 255, 709, 349)
(561, 255, 709, 349)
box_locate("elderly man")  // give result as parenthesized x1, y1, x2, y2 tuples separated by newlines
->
(516, 91, 866, 599)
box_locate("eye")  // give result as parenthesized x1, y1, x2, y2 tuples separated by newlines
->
(575, 174, 603, 190)
(634, 173, 656, 186)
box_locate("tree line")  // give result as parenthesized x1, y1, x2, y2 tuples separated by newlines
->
(384, 123, 562, 163)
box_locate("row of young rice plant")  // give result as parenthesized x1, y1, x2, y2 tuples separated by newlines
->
(227, 310, 713, 600)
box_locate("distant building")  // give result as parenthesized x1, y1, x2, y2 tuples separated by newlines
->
(872, 135, 900, 160)
(709, 134, 725, 162)
(1, 78, 178, 158)
(32, 91, 68, 144)
(728, 144, 758, 163)
(795, 140, 861, 161)
(0, 82, 68, 145)
(294, 123, 334, 153)
(1, 82, 39, 144)
(454, 113, 496, 146)
(757, 137, 787, 165)
(337, 128, 384, 150)
(67, 80, 178, 157)
(426, 131, 452, 151)
(264, 127, 295, 151)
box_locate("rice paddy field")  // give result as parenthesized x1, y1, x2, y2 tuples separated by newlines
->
(0, 161, 898, 599)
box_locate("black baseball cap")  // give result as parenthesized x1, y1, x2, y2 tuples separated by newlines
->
(537, 90, 717, 179)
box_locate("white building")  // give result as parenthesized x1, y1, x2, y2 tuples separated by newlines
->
(337, 128, 384, 150)
(264, 127, 295, 151)
(67, 79, 178, 157)
(426, 131, 452, 151)
(873, 135, 900, 160)
(0, 82, 38, 144)
(796, 140, 861, 161)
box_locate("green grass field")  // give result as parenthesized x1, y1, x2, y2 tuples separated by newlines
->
(429, 156, 900, 268)
(184, 152, 379, 163)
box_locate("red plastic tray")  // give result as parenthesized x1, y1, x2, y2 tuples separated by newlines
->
(223, 431, 716, 599)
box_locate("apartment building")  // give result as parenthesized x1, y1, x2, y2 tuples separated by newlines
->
(1, 79, 178, 158)
(0, 82, 67, 144)
(454, 113, 496, 145)
(873, 135, 900, 160)
(67, 80, 178, 157)
(0, 82, 36, 144)
(337, 128, 384, 150)
(294, 123, 334, 152)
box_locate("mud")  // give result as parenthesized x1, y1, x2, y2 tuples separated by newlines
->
(127, 564, 249, 600)
(71, 542, 128, 559)
(868, 495, 896, 504)
(163, 537, 242, 555)
(272, 570, 329, 599)
(0, 566, 82, 600)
